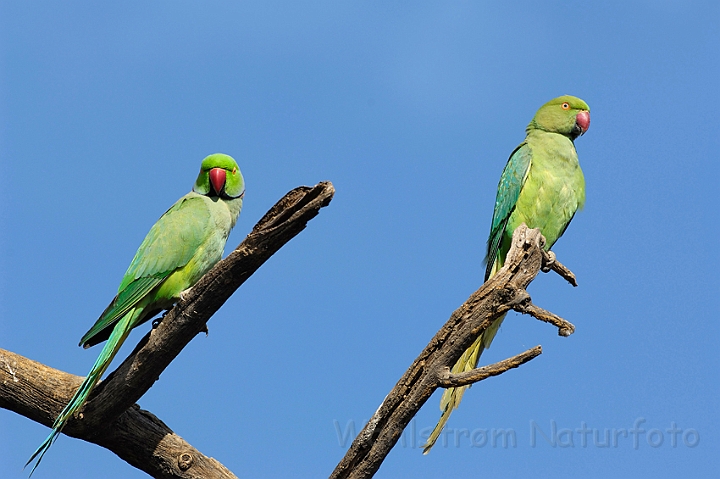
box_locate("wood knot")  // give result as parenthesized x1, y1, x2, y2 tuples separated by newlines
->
(498, 285, 521, 304)
(178, 452, 194, 471)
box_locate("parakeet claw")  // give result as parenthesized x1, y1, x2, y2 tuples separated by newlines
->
(179, 288, 192, 302)
(541, 250, 556, 273)
(201, 324, 209, 336)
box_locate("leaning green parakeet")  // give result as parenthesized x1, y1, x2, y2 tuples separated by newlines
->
(423, 95, 590, 453)
(27, 153, 245, 474)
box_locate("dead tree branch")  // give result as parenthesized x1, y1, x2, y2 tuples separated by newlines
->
(436, 345, 542, 388)
(0, 182, 335, 479)
(330, 224, 577, 479)
(0, 348, 236, 479)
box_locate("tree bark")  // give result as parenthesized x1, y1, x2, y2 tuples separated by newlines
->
(0, 182, 335, 479)
(330, 224, 577, 479)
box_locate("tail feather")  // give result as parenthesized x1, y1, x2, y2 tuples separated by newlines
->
(423, 258, 505, 454)
(25, 309, 137, 475)
(423, 314, 505, 453)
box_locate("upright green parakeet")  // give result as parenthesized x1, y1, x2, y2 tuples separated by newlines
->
(423, 95, 590, 453)
(27, 153, 245, 474)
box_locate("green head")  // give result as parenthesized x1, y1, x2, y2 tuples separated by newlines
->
(193, 153, 245, 199)
(527, 95, 590, 140)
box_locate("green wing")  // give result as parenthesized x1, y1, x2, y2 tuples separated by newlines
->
(80, 194, 212, 347)
(484, 143, 532, 281)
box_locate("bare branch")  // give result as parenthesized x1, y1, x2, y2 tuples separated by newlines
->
(0, 348, 236, 479)
(330, 224, 578, 479)
(0, 182, 335, 478)
(81, 181, 335, 430)
(436, 346, 542, 388)
(514, 302, 575, 337)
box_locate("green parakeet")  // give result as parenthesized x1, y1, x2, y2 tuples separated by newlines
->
(27, 153, 245, 474)
(423, 95, 590, 453)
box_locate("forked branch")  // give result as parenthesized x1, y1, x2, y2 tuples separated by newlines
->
(330, 224, 577, 479)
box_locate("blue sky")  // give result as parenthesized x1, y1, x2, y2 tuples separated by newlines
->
(1, 2, 718, 478)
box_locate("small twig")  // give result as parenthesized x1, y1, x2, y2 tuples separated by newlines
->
(514, 302, 575, 337)
(437, 346, 542, 388)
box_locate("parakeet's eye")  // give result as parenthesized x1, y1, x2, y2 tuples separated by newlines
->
(232, 167, 237, 175)
(561, 102, 570, 110)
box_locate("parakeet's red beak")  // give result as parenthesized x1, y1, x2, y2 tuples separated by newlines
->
(209, 168, 226, 195)
(575, 110, 590, 135)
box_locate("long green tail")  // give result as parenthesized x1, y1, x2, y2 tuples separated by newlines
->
(26, 309, 138, 476)
(423, 259, 506, 453)
(422, 313, 505, 453)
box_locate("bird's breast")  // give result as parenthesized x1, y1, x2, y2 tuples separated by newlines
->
(508, 134, 585, 248)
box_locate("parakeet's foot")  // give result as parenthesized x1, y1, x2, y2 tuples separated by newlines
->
(179, 287, 193, 302)
(541, 250, 556, 273)
(201, 323, 209, 336)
